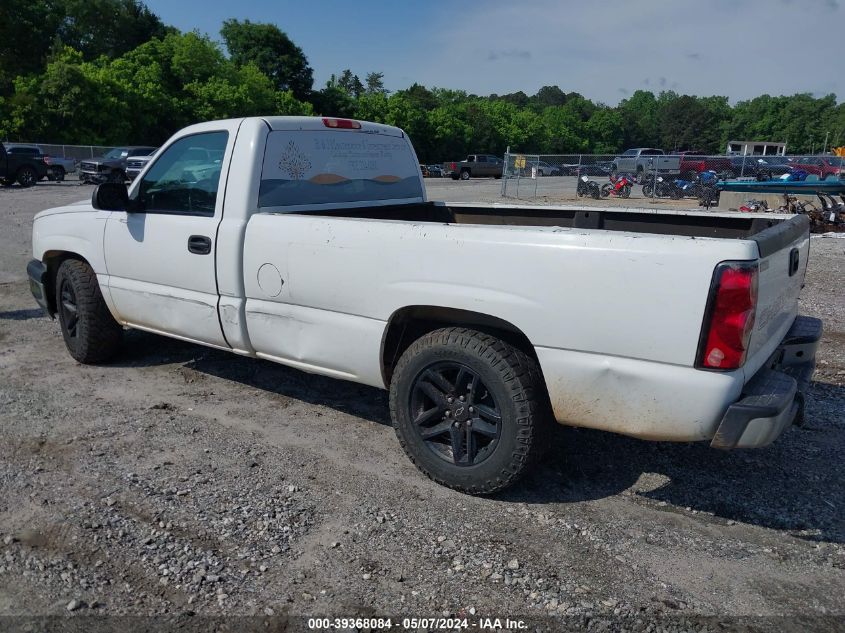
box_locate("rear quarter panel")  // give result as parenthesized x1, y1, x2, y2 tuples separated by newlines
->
(241, 213, 758, 388)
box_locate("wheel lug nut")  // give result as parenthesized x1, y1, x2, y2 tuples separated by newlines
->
(459, 396, 465, 402)
(447, 397, 454, 404)
(445, 411, 451, 417)
(468, 407, 474, 413)
(467, 420, 473, 427)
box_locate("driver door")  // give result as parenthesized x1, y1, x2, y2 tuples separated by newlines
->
(103, 128, 234, 347)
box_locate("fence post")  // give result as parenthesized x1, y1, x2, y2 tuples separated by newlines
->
(652, 157, 657, 201)
(533, 155, 539, 198)
(740, 153, 746, 178)
(501, 146, 510, 197)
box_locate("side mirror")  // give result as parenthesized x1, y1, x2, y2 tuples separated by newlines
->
(91, 182, 128, 211)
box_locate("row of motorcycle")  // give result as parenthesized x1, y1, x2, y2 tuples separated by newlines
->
(576, 170, 721, 205)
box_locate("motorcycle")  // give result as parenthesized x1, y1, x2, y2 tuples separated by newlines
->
(641, 174, 671, 198)
(576, 175, 601, 199)
(600, 173, 633, 199)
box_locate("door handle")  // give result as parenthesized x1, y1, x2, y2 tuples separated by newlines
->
(188, 235, 212, 255)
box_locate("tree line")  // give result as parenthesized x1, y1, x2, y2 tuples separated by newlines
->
(1, 0, 843, 163)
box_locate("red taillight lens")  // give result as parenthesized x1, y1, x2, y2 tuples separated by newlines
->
(450, 162, 456, 170)
(322, 117, 361, 129)
(43, 155, 53, 165)
(697, 262, 758, 370)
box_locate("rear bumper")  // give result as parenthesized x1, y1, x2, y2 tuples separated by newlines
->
(27, 259, 51, 316)
(711, 315, 822, 449)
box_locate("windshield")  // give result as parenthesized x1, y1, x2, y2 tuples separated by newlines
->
(103, 148, 129, 159)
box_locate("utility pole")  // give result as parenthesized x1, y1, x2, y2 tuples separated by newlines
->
(822, 131, 829, 154)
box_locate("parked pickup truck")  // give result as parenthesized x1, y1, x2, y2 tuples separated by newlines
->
(611, 148, 681, 183)
(3, 143, 76, 181)
(79, 146, 158, 184)
(27, 116, 821, 494)
(443, 154, 503, 180)
(1, 141, 50, 187)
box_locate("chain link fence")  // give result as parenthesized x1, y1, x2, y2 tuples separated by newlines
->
(500, 149, 845, 205)
(13, 142, 117, 161)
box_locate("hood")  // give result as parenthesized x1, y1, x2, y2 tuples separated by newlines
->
(34, 198, 94, 220)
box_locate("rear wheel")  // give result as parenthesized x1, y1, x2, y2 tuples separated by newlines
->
(621, 184, 631, 198)
(636, 168, 645, 184)
(389, 328, 549, 494)
(55, 259, 122, 364)
(16, 165, 37, 187)
(642, 183, 653, 197)
(460, 170, 471, 180)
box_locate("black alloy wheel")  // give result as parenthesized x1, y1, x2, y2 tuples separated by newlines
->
(408, 361, 501, 467)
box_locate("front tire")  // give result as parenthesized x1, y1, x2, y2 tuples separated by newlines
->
(600, 183, 611, 198)
(55, 260, 123, 364)
(389, 328, 549, 494)
(17, 166, 37, 187)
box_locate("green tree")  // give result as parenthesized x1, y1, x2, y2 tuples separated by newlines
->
(220, 19, 313, 100)
(337, 69, 364, 98)
(365, 72, 386, 95)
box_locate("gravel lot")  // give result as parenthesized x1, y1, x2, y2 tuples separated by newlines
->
(0, 181, 843, 631)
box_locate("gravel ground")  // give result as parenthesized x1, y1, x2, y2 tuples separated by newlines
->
(0, 181, 843, 631)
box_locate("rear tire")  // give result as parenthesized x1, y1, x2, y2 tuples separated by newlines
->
(55, 260, 122, 364)
(460, 170, 471, 181)
(389, 328, 549, 494)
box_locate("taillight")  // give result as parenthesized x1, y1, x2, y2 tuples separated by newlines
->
(322, 117, 361, 129)
(450, 162, 457, 170)
(697, 262, 758, 370)
(43, 156, 53, 165)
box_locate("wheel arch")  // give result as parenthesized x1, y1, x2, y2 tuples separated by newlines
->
(40, 250, 90, 316)
(380, 305, 538, 387)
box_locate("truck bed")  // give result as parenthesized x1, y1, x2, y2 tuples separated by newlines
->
(296, 200, 801, 243)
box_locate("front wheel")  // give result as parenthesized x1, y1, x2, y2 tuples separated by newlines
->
(55, 259, 123, 364)
(621, 184, 631, 198)
(642, 183, 653, 197)
(600, 183, 611, 198)
(389, 328, 549, 494)
(17, 166, 37, 187)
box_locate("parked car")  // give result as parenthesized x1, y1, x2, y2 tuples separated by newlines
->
(27, 116, 819, 494)
(533, 161, 561, 177)
(787, 156, 844, 180)
(611, 148, 681, 183)
(443, 154, 503, 180)
(427, 165, 444, 178)
(729, 155, 793, 179)
(676, 151, 732, 179)
(125, 152, 157, 181)
(3, 143, 76, 181)
(0, 141, 50, 187)
(79, 146, 158, 184)
(576, 161, 614, 177)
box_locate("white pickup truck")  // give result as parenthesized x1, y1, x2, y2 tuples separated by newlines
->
(27, 116, 821, 494)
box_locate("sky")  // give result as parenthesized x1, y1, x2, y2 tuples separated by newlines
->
(142, 0, 843, 105)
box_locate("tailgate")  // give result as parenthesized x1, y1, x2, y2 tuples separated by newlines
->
(743, 214, 811, 378)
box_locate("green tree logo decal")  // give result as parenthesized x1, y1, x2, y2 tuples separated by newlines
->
(278, 141, 312, 179)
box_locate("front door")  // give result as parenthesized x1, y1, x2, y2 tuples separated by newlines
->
(103, 128, 234, 347)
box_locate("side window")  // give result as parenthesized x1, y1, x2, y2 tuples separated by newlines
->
(477, 155, 487, 163)
(133, 131, 228, 216)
